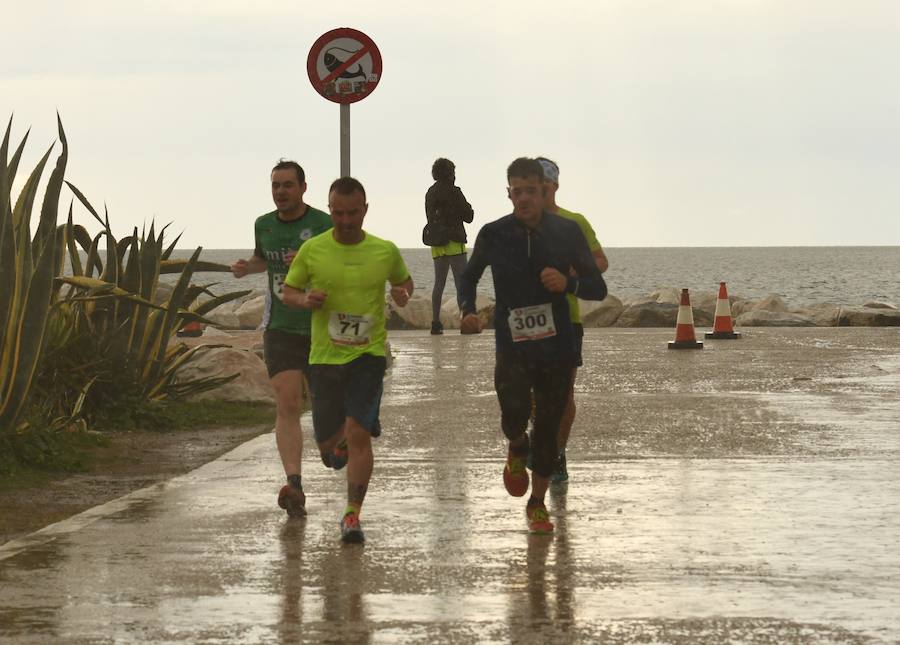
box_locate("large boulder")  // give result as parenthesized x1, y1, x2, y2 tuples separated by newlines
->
(197, 325, 233, 339)
(154, 283, 174, 305)
(581, 295, 624, 327)
(794, 303, 842, 327)
(648, 287, 681, 305)
(386, 294, 432, 330)
(735, 310, 814, 327)
(235, 295, 266, 329)
(837, 306, 900, 326)
(204, 301, 241, 329)
(176, 347, 276, 403)
(730, 298, 755, 319)
(690, 290, 720, 317)
(439, 294, 492, 329)
(614, 302, 680, 327)
(752, 294, 789, 313)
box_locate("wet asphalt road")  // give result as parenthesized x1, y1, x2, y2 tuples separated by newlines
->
(1, 328, 898, 644)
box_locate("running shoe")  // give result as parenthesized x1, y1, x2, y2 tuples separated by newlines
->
(430, 320, 443, 335)
(277, 485, 307, 518)
(330, 439, 349, 471)
(526, 502, 554, 535)
(340, 511, 365, 544)
(551, 449, 568, 483)
(503, 450, 530, 497)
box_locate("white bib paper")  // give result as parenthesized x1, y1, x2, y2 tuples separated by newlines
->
(328, 312, 373, 346)
(508, 303, 556, 342)
(273, 272, 286, 301)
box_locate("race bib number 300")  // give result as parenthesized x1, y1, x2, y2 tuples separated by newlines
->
(328, 312, 373, 346)
(508, 303, 556, 342)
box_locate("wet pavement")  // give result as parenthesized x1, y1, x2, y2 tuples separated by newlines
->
(1, 328, 899, 644)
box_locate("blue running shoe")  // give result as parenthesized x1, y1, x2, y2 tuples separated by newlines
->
(551, 449, 568, 484)
(340, 511, 365, 544)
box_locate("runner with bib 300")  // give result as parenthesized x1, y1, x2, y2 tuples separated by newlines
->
(458, 157, 607, 535)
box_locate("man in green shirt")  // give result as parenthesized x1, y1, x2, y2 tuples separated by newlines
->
(283, 176, 413, 544)
(231, 160, 332, 519)
(537, 157, 610, 483)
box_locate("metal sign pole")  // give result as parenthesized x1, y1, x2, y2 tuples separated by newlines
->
(308, 28, 381, 177)
(340, 104, 350, 177)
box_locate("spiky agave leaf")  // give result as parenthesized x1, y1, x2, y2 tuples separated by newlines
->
(0, 118, 67, 430)
(192, 289, 252, 317)
(145, 343, 234, 400)
(142, 247, 202, 390)
(65, 204, 84, 277)
(0, 118, 16, 354)
(160, 259, 232, 274)
(161, 229, 182, 261)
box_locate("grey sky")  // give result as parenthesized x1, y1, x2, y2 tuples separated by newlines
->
(5, 0, 900, 248)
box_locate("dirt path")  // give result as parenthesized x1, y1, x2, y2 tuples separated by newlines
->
(0, 426, 270, 545)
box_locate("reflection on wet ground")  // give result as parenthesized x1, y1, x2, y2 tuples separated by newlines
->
(1, 328, 898, 643)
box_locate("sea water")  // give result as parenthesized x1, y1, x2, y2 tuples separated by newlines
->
(167, 246, 900, 307)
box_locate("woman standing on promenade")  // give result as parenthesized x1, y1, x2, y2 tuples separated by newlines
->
(423, 158, 474, 335)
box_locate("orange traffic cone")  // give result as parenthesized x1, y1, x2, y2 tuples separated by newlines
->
(668, 288, 703, 349)
(705, 282, 741, 339)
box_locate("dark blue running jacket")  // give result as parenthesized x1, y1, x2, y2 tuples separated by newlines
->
(459, 211, 607, 359)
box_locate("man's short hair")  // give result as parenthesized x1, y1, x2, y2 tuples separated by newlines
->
(272, 159, 305, 184)
(329, 176, 367, 202)
(507, 157, 545, 183)
(431, 158, 455, 182)
(535, 156, 560, 184)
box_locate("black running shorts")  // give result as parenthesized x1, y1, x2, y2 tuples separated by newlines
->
(263, 329, 312, 378)
(308, 354, 386, 444)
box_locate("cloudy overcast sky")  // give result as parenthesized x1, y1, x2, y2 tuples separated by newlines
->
(5, 0, 900, 248)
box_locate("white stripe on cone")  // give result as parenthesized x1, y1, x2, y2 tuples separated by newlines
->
(712, 283, 735, 334)
(673, 288, 699, 343)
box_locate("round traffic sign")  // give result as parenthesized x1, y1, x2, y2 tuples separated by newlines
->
(307, 28, 383, 105)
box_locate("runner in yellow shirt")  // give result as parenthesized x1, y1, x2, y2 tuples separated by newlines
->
(537, 157, 609, 483)
(283, 176, 413, 544)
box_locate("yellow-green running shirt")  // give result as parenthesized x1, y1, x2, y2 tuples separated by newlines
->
(284, 231, 410, 365)
(556, 207, 602, 325)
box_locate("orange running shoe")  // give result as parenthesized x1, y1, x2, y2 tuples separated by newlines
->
(503, 450, 530, 497)
(526, 502, 554, 535)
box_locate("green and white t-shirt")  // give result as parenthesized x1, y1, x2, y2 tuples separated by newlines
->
(254, 207, 332, 333)
(556, 207, 602, 325)
(284, 231, 410, 365)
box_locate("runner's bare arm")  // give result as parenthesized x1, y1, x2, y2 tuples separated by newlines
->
(282, 284, 305, 308)
(230, 254, 267, 278)
(390, 277, 414, 307)
(282, 286, 327, 309)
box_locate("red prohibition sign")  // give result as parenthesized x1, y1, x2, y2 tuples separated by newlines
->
(307, 28, 383, 105)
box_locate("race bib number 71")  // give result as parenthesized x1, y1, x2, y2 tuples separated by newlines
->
(328, 312, 373, 346)
(508, 303, 556, 342)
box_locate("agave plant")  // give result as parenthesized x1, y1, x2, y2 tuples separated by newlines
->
(1, 114, 253, 436)
(55, 183, 252, 400)
(0, 115, 67, 433)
